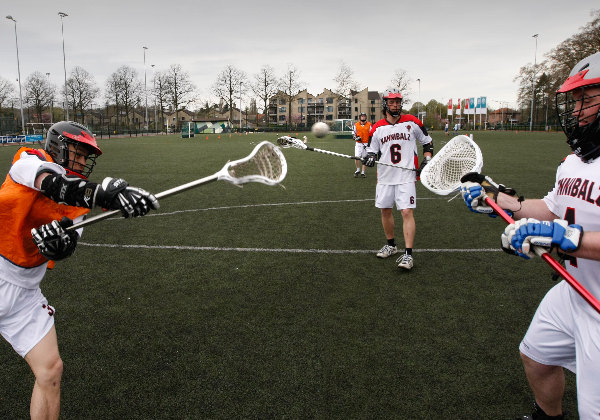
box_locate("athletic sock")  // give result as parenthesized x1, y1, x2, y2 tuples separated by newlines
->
(387, 238, 396, 247)
(405, 248, 412, 256)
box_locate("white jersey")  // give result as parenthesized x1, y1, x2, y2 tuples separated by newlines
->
(367, 115, 432, 185)
(543, 153, 600, 315)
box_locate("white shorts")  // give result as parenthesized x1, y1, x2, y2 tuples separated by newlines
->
(519, 280, 600, 417)
(355, 142, 368, 159)
(0, 279, 55, 357)
(375, 183, 416, 210)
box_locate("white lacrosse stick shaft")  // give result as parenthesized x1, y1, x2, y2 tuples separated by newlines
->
(277, 136, 416, 171)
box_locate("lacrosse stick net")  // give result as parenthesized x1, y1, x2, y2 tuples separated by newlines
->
(67, 141, 286, 230)
(420, 135, 483, 195)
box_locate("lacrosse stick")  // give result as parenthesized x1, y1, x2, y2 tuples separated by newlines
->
(67, 141, 287, 231)
(277, 135, 416, 171)
(419, 135, 483, 195)
(441, 139, 600, 315)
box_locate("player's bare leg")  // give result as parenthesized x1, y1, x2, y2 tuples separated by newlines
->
(25, 326, 63, 420)
(381, 208, 395, 240)
(400, 208, 415, 249)
(521, 352, 565, 416)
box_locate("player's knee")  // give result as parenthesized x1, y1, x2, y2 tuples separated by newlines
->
(400, 208, 414, 218)
(36, 357, 63, 388)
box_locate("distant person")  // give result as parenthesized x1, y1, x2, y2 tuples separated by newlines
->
(352, 112, 371, 178)
(0, 121, 158, 419)
(444, 122, 449, 136)
(460, 52, 600, 420)
(364, 89, 433, 270)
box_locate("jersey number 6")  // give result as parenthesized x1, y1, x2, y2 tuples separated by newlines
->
(390, 144, 402, 164)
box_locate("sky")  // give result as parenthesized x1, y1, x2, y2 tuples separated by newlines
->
(1, 0, 598, 110)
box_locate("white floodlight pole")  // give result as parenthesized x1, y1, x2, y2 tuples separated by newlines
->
(530, 34, 538, 132)
(143, 46, 148, 132)
(151, 64, 157, 133)
(59, 12, 69, 120)
(6, 16, 25, 134)
(239, 81, 243, 131)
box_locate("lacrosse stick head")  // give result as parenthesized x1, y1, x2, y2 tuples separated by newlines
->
(277, 135, 308, 150)
(420, 135, 483, 195)
(218, 141, 287, 186)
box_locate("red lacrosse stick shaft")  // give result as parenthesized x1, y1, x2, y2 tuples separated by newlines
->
(484, 197, 600, 314)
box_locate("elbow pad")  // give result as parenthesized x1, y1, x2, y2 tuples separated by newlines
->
(423, 141, 434, 155)
(40, 173, 98, 209)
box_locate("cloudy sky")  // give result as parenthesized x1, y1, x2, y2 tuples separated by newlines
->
(1, 0, 598, 110)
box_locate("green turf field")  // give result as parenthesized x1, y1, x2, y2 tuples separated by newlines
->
(0, 130, 579, 419)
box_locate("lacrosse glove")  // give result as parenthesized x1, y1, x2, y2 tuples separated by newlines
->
(459, 172, 522, 216)
(95, 177, 159, 218)
(416, 156, 431, 176)
(501, 218, 583, 259)
(364, 153, 377, 167)
(31, 217, 78, 261)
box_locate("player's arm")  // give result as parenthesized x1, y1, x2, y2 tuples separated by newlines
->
(37, 172, 158, 218)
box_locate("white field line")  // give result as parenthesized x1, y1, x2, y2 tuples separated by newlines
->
(80, 197, 496, 254)
(102, 197, 449, 220)
(78, 242, 501, 254)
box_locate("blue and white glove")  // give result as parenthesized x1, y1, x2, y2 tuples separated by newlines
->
(460, 182, 494, 214)
(501, 218, 583, 259)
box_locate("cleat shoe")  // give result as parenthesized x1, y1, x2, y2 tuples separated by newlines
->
(515, 402, 565, 420)
(396, 253, 414, 270)
(361, 173, 366, 178)
(354, 171, 360, 178)
(376, 245, 398, 258)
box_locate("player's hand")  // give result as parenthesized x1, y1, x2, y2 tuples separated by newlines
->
(416, 156, 431, 176)
(501, 218, 583, 259)
(96, 177, 160, 218)
(364, 153, 377, 167)
(31, 217, 78, 260)
(459, 182, 494, 214)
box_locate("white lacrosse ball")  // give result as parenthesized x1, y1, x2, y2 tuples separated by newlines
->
(311, 122, 330, 138)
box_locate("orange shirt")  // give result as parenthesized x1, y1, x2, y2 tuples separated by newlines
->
(354, 121, 371, 143)
(0, 147, 89, 268)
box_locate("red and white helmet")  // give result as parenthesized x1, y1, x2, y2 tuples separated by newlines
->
(382, 88, 403, 117)
(556, 52, 600, 162)
(45, 121, 102, 178)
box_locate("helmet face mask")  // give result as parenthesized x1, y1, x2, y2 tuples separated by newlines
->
(382, 88, 403, 118)
(45, 121, 102, 178)
(556, 52, 600, 162)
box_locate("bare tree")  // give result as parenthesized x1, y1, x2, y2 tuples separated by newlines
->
(108, 65, 142, 128)
(151, 70, 170, 132)
(333, 61, 359, 100)
(213, 65, 246, 126)
(252, 65, 279, 127)
(390, 68, 413, 104)
(0, 77, 16, 112)
(164, 64, 198, 131)
(279, 64, 304, 128)
(24, 71, 55, 123)
(66, 66, 99, 124)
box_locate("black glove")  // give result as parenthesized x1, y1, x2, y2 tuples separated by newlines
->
(416, 156, 431, 176)
(31, 217, 78, 261)
(95, 177, 159, 218)
(364, 153, 377, 167)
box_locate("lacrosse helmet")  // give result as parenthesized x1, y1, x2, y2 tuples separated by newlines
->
(556, 52, 600, 162)
(45, 121, 102, 178)
(382, 88, 403, 117)
(359, 112, 367, 121)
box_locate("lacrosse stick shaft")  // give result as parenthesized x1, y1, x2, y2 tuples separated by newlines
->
(67, 174, 219, 231)
(302, 142, 416, 171)
(485, 197, 600, 314)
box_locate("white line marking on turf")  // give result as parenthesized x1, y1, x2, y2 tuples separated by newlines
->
(79, 242, 500, 254)
(101, 197, 445, 219)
